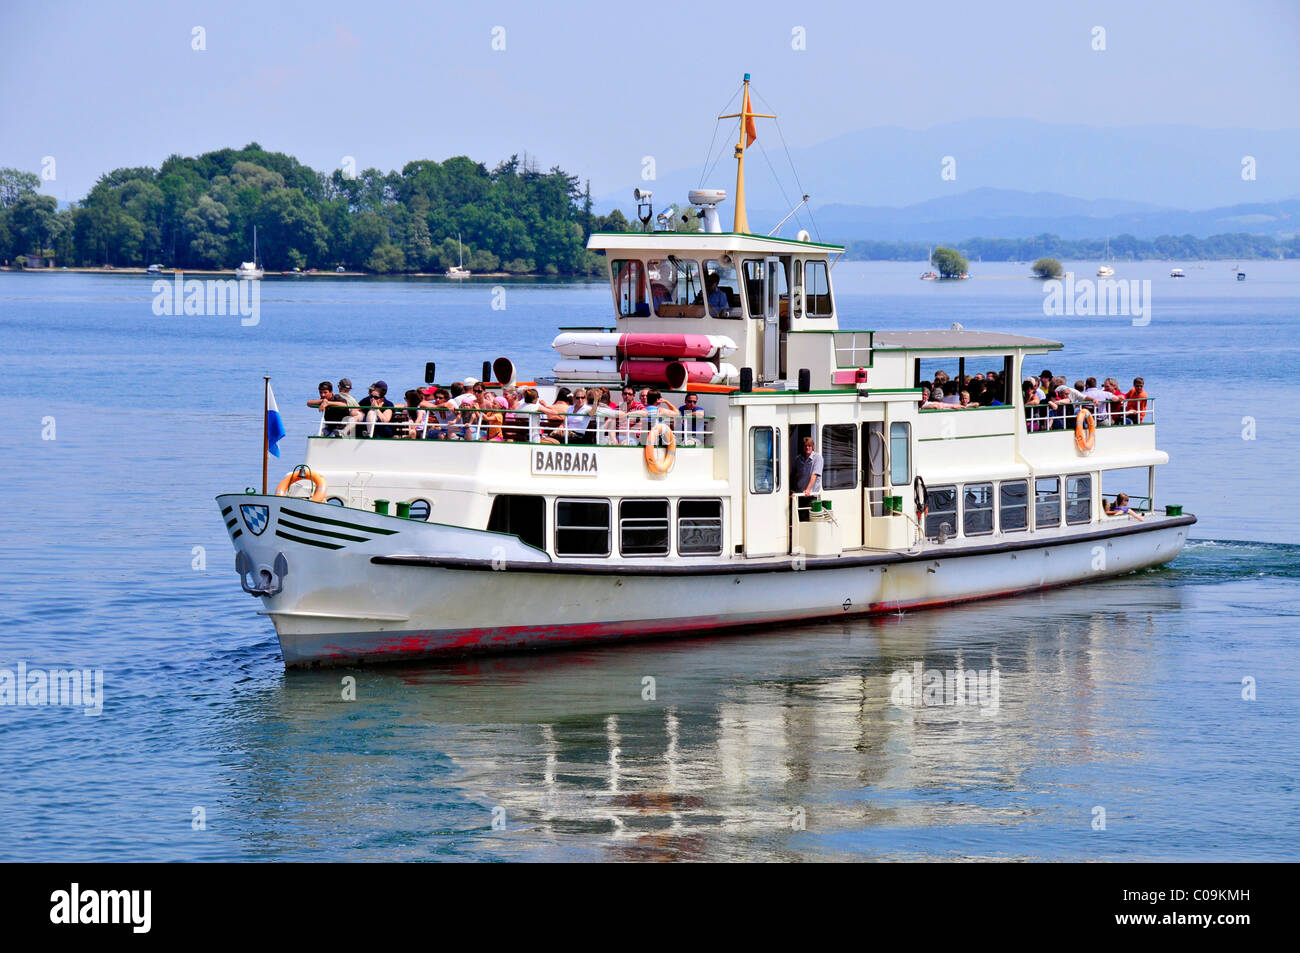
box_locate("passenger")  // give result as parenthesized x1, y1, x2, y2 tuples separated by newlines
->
(500, 387, 522, 441)
(1082, 377, 1114, 424)
(477, 387, 505, 441)
(1105, 493, 1145, 521)
(958, 389, 978, 408)
(619, 385, 646, 445)
(651, 283, 672, 312)
(537, 387, 573, 443)
(308, 381, 351, 437)
(790, 436, 824, 522)
(593, 387, 620, 445)
(401, 389, 426, 438)
(645, 389, 679, 422)
(557, 388, 593, 444)
(336, 377, 363, 437)
(1103, 378, 1127, 424)
(1125, 376, 1148, 424)
(1022, 378, 1042, 431)
(419, 387, 456, 439)
(941, 382, 960, 406)
(359, 380, 394, 438)
(516, 387, 543, 442)
(679, 391, 706, 445)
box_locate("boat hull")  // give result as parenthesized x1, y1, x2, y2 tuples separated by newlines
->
(220, 494, 1194, 668)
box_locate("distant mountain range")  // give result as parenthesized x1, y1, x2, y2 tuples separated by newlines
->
(599, 119, 1300, 242)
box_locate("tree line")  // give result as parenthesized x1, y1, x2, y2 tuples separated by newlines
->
(846, 232, 1300, 262)
(0, 146, 633, 275)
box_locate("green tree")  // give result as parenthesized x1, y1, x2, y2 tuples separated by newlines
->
(366, 243, 406, 273)
(1032, 257, 1063, 278)
(931, 246, 968, 278)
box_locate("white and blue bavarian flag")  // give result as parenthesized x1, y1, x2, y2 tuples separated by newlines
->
(266, 383, 286, 458)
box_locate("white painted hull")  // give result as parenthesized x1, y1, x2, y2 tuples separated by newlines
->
(220, 494, 1193, 668)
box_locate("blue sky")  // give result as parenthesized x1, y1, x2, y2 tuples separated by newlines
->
(3, 0, 1298, 204)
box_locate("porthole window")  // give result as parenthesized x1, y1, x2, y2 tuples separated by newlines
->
(408, 499, 431, 521)
(326, 496, 345, 506)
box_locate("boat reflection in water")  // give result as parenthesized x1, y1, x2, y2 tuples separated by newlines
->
(216, 576, 1184, 861)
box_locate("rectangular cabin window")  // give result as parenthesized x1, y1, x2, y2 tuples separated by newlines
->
(963, 483, 995, 536)
(742, 259, 778, 317)
(487, 494, 546, 552)
(678, 499, 724, 555)
(702, 259, 741, 318)
(805, 260, 833, 317)
(555, 498, 611, 556)
(613, 259, 649, 317)
(888, 422, 911, 486)
(619, 499, 669, 556)
(1066, 474, 1093, 525)
(821, 424, 858, 490)
(925, 486, 958, 540)
(1035, 477, 1062, 530)
(999, 480, 1028, 532)
(750, 426, 779, 494)
(863, 422, 885, 516)
(648, 258, 704, 318)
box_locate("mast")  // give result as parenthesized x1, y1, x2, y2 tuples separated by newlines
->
(718, 73, 775, 234)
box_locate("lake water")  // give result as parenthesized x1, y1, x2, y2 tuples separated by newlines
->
(1, 261, 1296, 860)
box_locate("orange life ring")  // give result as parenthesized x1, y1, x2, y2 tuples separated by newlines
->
(1074, 408, 1096, 453)
(644, 422, 676, 474)
(275, 465, 328, 502)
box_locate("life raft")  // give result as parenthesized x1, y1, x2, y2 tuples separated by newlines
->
(1075, 408, 1096, 453)
(644, 422, 676, 475)
(275, 465, 328, 502)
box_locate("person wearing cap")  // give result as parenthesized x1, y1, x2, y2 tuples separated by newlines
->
(359, 380, 394, 438)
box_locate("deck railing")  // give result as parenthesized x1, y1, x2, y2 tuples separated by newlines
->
(315, 406, 715, 447)
(1024, 398, 1154, 433)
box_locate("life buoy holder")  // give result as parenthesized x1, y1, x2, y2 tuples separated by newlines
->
(914, 475, 929, 517)
(1075, 408, 1096, 454)
(644, 423, 676, 475)
(275, 465, 328, 502)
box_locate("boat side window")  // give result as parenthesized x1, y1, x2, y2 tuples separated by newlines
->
(925, 485, 958, 540)
(999, 480, 1028, 532)
(888, 422, 911, 486)
(963, 483, 995, 536)
(650, 257, 704, 318)
(619, 499, 670, 556)
(821, 423, 858, 490)
(1035, 477, 1062, 529)
(702, 259, 741, 317)
(741, 259, 769, 316)
(750, 426, 779, 493)
(613, 259, 650, 317)
(805, 260, 833, 317)
(863, 422, 886, 516)
(487, 494, 546, 552)
(678, 498, 724, 555)
(1066, 474, 1092, 525)
(555, 498, 611, 556)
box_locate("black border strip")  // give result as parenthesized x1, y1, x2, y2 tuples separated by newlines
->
(282, 506, 399, 535)
(372, 515, 1196, 576)
(276, 529, 345, 550)
(279, 517, 370, 543)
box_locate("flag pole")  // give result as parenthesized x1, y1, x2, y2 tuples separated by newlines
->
(262, 376, 270, 494)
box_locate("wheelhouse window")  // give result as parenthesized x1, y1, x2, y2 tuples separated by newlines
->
(555, 499, 611, 556)
(702, 259, 741, 317)
(648, 257, 704, 317)
(999, 480, 1028, 532)
(750, 426, 779, 493)
(1066, 474, 1093, 525)
(925, 485, 958, 540)
(619, 499, 669, 556)
(741, 258, 779, 317)
(963, 483, 995, 536)
(678, 499, 723, 555)
(889, 422, 911, 486)
(1035, 477, 1061, 529)
(821, 424, 858, 490)
(613, 259, 649, 317)
(805, 260, 833, 317)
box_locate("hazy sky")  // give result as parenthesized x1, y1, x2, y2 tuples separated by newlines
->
(3, 0, 1298, 203)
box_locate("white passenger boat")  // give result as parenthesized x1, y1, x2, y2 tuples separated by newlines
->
(218, 76, 1194, 667)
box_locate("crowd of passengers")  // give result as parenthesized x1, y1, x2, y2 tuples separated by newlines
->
(918, 368, 1149, 430)
(307, 377, 707, 445)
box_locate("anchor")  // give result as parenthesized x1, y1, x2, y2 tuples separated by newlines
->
(236, 550, 289, 597)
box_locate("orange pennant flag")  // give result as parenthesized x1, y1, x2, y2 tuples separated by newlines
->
(742, 87, 758, 148)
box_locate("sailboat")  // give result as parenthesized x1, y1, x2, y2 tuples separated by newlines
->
(445, 233, 471, 279)
(920, 245, 938, 280)
(236, 226, 264, 280)
(1097, 237, 1115, 277)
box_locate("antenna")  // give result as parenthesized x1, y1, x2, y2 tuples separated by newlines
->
(768, 194, 811, 237)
